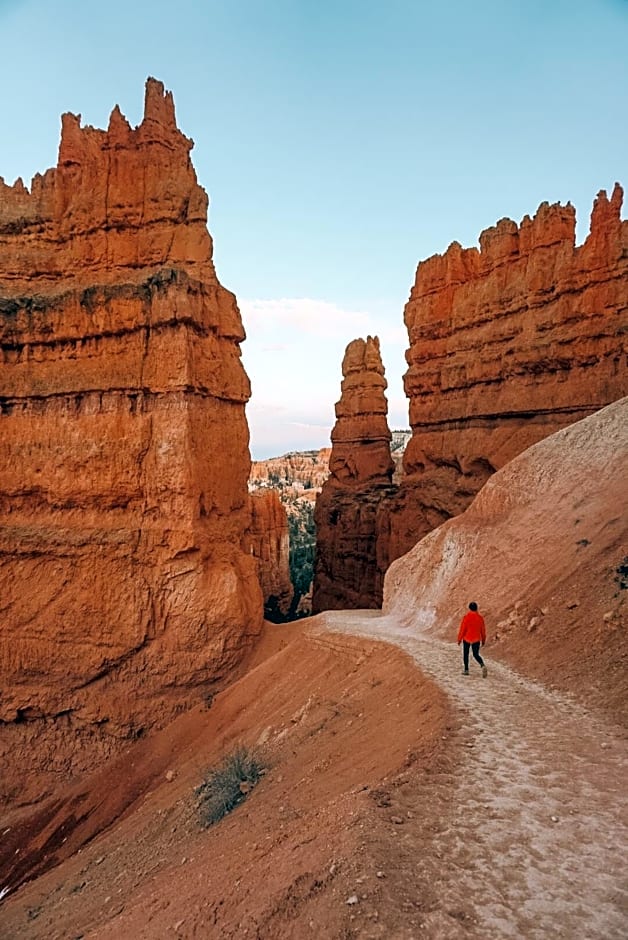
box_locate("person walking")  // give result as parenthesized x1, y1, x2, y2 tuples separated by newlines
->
(457, 602, 488, 677)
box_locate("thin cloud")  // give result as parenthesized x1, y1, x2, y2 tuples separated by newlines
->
(241, 296, 410, 458)
(288, 421, 332, 431)
(240, 297, 407, 346)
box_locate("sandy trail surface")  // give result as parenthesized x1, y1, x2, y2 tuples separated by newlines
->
(319, 609, 628, 940)
(2, 612, 626, 940)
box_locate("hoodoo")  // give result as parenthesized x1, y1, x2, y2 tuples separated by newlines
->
(388, 186, 628, 561)
(0, 79, 263, 806)
(313, 336, 396, 611)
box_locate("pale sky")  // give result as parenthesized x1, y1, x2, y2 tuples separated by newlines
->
(1, 0, 627, 458)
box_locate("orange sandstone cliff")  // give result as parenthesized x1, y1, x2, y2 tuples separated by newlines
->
(313, 336, 396, 611)
(0, 79, 263, 807)
(245, 489, 294, 621)
(388, 186, 628, 560)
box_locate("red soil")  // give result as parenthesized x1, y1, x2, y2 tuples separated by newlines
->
(0, 623, 452, 939)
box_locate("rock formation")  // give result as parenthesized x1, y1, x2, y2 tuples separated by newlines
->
(388, 185, 628, 560)
(391, 429, 411, 483)
(245, 489, 294, 621)
(313, 336, 396, 611)
(250, 448, 331, 493)
(0, 79, 263, 806)
(249, 448, 330, 616)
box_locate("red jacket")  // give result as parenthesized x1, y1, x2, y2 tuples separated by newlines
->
(457, 611, 486, 644)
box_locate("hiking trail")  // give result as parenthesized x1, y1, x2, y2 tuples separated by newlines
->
(318, 610, 628, 940)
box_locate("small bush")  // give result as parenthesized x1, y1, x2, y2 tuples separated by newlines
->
(196, 746, 264, 827)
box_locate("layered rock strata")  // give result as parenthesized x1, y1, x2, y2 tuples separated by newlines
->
(249, 448, 331, 493)
(0, 79, 263, 806)
(389, 185, 628, 560)
(245, 489, 294, 621)
(313, 336, 396, 611)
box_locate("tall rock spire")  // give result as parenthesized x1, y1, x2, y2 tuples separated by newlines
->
(328, 335, 395, 485)
(0, 79, 263, 807)
(313, 336, 396, 612)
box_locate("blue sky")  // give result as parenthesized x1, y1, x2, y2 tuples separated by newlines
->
(1, 0, 627, 457)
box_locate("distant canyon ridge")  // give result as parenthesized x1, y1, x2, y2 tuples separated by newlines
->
(0, 78, 626, 807)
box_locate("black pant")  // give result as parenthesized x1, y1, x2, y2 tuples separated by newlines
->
(463, 640, 484, 671)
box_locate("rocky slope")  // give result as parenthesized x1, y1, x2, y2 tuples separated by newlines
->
(0, 79, 262, 808)
(313, 336, 397, 612)
(388, 186, 628, 561)
(385, 396, 628, 717)
(245, 489, 294, 621)
(0, 624, 450, 939)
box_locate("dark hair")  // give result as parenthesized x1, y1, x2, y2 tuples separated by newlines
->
(468, 601, 478, 611)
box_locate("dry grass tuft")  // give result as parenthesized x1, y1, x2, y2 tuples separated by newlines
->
(196, 747, 264, 827)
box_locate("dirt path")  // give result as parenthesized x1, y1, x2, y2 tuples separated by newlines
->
(318, 610, 628, 940)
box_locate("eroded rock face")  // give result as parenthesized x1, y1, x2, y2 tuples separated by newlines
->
(0, 79, 263, 806)
(313, 337, 396, 611)
(389, 186, 628, 560)
(245, 489, 294, 621)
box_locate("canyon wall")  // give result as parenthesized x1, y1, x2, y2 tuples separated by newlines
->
(313, 336, 396, 611)
(0, 79, 263, 806)
(245, 489, 294, 621)
(388, 185, 628, 560)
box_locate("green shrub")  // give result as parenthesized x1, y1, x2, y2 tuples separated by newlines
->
(196, 747, 264, 827)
